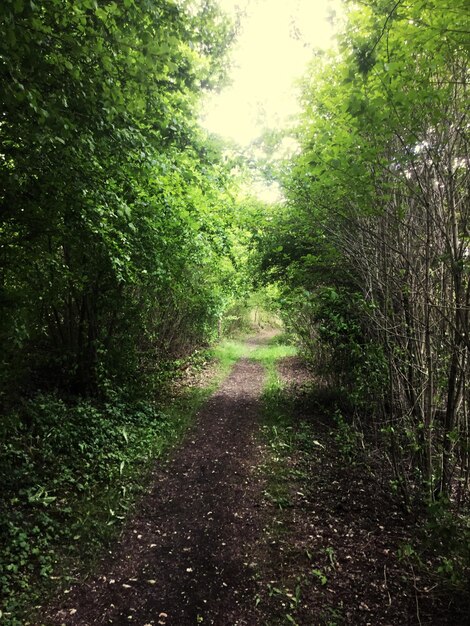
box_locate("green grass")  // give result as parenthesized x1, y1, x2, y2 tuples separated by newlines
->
(211, 332, 297, 375)
(253, 337, 324, 625)
(210, 338, 250, 375)
(250, 335, 300, 515)
(251, 334, 297, 386)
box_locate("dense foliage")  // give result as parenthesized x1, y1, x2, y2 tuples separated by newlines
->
(258, 0, 470, 581)
(0, 0, 247, 402)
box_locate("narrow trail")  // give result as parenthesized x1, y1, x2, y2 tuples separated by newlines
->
(38, 336, 468, 625)
(48, 334, 272, 626)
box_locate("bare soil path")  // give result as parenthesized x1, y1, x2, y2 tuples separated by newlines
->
(47, 334, 274, 626)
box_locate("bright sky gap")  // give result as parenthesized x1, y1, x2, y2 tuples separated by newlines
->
(201, 0, 342, 147)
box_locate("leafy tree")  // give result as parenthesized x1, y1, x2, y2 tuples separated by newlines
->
(0, 0, 242, 400)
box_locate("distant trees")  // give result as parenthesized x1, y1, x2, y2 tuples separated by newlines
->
(0, 0, 250, 401)
(262, 0, 469, 502)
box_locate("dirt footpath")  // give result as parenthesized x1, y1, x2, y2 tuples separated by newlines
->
(47, 341, 268, 626)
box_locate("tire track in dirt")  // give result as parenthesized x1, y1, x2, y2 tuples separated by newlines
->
(47, 335, 271, 626)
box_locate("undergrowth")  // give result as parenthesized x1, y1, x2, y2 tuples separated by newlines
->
(253, 335, 319, 625)
(258, 401, 339, 624)
(256, 348, 470, 624)
(0, 350, 234, 625)
(250, 334, 297, 381)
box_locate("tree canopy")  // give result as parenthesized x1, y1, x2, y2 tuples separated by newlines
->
(0, 0, 252, 398)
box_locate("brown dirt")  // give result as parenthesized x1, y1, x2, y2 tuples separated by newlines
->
(45, 336, 270, 626)
(276, 356, 312, 387)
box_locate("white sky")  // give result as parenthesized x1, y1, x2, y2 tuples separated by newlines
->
(201, 0, 342, 146)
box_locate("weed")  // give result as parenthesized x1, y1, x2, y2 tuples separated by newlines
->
(311, 568, 328, 586)
(210, 338, 249, 376)
(325, 546, 337, 569)
(321, 605, 345, 625)
(251, 343, 297, 369)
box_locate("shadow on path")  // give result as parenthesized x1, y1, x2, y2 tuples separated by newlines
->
(48, 334, 272, 626)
